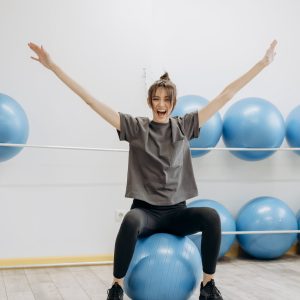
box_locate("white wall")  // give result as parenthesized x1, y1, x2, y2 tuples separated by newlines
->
(0, 0, 299, 260)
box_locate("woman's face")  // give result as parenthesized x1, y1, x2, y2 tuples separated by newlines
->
(149, 87, 173, 123)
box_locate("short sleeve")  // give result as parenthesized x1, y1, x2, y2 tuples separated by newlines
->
(117, 112, 143, 142)
(177, 110, 199, 140)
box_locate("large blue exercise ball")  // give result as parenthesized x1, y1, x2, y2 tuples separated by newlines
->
(188, 199, 236, 258)
(286, 105, 300, 156)
(172, 95, 222, 157)
(124, 233, 201, 300)
(236, 196, 297, 259)
(223, 97, 285, 161)
(0, 93, 29, 162)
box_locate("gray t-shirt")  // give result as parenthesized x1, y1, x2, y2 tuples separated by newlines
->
(117, 111, 200, 205)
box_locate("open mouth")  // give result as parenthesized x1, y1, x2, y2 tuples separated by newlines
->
(157, 110, 167, 118)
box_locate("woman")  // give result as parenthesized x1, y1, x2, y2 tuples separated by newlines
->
(28, 40, 277, 300)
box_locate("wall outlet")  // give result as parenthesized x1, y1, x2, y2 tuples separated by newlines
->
(115, 209, 127, 222)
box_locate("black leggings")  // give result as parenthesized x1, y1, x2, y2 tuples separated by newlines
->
(113, 199, 221, 279)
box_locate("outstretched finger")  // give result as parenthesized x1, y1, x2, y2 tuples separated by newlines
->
(28, 42, 41, 53)
(270, 40, 278, 49)
(28, 41, 40, 47)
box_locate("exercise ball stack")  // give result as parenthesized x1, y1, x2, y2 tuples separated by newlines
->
(0, 93, 29, 162)
(187, 199, 236, 258)
(285, 105, 300, 156)
(236, 196, 297, 259)
(124, 233, 201, 300)
(172, 95, 222, 157)
(223, 97, 285, 161)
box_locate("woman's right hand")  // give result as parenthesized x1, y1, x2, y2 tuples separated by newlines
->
(28, 42, 54, 70)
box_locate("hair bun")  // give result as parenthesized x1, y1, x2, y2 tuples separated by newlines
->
(160, 72, 170, 81)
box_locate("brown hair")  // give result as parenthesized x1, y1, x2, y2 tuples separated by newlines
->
(147, 72, 177, 111)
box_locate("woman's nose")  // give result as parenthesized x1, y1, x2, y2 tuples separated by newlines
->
(159, 99, 165, 106)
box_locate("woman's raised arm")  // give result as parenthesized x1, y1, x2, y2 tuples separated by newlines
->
(197, 40, 277, 128)
(28, 42, 120, 130)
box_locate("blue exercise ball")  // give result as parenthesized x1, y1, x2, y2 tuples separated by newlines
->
(124, 233, 201, 300)
(172, 95, 222, 157)
(223, 97, 285, 161)
(187, 199, 236, 258)
(236, 196, 297, 259)
(286, 105, 300, 156)
(0, 93, 29, 162)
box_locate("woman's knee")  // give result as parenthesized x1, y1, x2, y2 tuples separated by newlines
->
(193, 207, 221, 230)
(207, 207, 220, 223)
(205, 208, 221, 231)
(120, 209, 145, 235)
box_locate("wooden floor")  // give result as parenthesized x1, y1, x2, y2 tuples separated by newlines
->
(0, 255, 299, 300)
